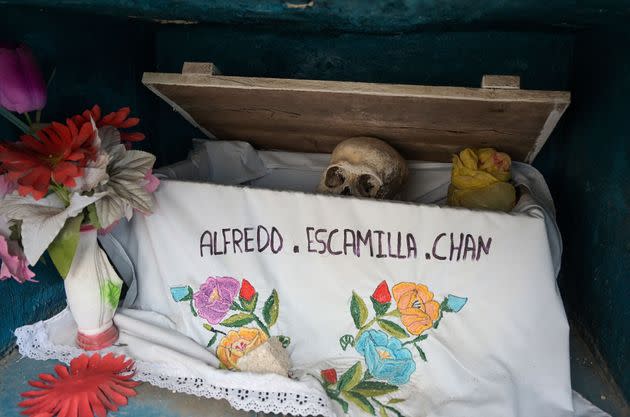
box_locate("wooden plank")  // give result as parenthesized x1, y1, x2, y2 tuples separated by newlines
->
(482, 75, 521, 89)
(142, 72, 570, 163)
(182, 62, 221, 75)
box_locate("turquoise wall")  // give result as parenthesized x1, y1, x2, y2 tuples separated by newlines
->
(0, 1, 628, 401)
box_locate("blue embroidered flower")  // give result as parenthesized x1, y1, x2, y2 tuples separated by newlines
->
(170, 286, 191, 302)
(355, 329, 416, 385)
(445, 294, 467, 312)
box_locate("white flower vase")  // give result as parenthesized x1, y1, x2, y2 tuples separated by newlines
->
(64, 226, 123, 350)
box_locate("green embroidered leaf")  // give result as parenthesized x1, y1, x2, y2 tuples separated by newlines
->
(415, 344, 427, 362)
(278, 335, 291, 348)
(203, 323, 213, 332)
(387, 398, 406, 404)
(86, 203, 101, 229)
(331, 396, 349, 413)
(351, 381, 398, 397)
(101, 280, 122, 309)
(220, 313, 254, 327)
(362, 371, 373, 381)
(241, 292, 258, 312)
(262, 290, 279, 327)
(383, 405, 405, 417)
(370, 297, 390, 317)
(189, 299, 198, 317)
(340, 334, 355, 351)
(48, 213, 83, 278)
(338, 362, 363, 392)
(342, 391, 375, 415)
(206, 332, 218, 348)
(379, 406, 389, 417)
(377, 319, 408, 339)
(350, 292, 368, 328)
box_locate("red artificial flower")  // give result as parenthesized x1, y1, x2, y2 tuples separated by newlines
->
(372, 280, 391, 304)
(239, 279, 256, 302)
(19, 353, 140, 417)
(0, 119, 96, 199)
(320, 368, 338, 384)
(71, 105, 145, 143)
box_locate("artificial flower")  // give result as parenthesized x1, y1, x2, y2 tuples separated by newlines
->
(0, 42, 46, 113)
(355, 329, 416, 385)
(0, 234, 35, 283)
(19, 353, 140, 417)
(239, 279, 256, 302)
(216, 327, 268, 370)
(0, 191, 104, 264)
(90, 126, 156, 229)
(392, 282, 441, 336)
(371, 280, 391, 304)
(0, 119, 96, 199)
(193, 276, 240, 324)
(143, 169, 160, 193)
(320, 368, 338, 384)
(70, 105, 145, 143)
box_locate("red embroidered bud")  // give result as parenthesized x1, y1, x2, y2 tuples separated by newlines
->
(372, 280, 391, 304)
(239, 279, 256, 301)
(320, 368, 337, 384)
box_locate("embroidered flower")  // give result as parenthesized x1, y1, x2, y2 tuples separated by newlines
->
(320, 368, 338, 384)
(193, 276, 239, 324)
(355, 329, 415, 385)
(239, 279, 256, 302)
(392, 282, 440, 336)
(372, 280, 391, 304)
(216, 327, 268, 369)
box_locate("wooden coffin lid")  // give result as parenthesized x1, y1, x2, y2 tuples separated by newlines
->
(142, 63, 570, 163)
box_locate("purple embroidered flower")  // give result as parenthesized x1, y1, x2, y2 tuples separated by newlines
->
(193, 276, 239, 324)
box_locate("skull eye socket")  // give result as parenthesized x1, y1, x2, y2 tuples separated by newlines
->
(357, 174, 380, 197)
(325, 166, 346, 188)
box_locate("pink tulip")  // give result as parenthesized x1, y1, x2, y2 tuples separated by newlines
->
(0, 42, 47, 113)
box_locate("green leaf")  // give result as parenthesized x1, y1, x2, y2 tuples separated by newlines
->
(387, 398, 406, 405)
(262, 290, 279, 327)
(47, 214, 83, 278)
(340, 334, 355, 351)
(351, 381, 398, 397)
(86, 203, 101, 229)
(338, 361, 363, 392)
(101, 280, 122, 309)
(415, 344, 427, 362)
(203, 323, 214, 332)
(206, 332, 218, 348)
(240, 292, 258, 312)
(370, 297, 390, 317)
(220, 313, 254, 327)
(377, 319, 409, 339)
(331, 396, 349, 413)
(379, 406, 389, 417)
(351, 292, 368, 329)
(278, 335, 291, 348)
(342, 391, 375, 415)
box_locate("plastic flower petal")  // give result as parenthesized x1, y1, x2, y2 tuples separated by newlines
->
(0, 191, 104, 264)
(0, 234, 35, 283)
(0, 42, 47, 113)
(71, 105, 145, 144)
(0, 119, 97, 200)
(19, 353, 140, 417)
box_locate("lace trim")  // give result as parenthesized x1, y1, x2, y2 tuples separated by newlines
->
(15, 317, 333, 417)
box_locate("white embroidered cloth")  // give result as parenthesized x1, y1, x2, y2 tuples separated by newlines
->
(14, 142, 609, 417)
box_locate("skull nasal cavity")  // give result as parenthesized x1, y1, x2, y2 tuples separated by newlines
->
(325, 166, 345, 188)
(357, 174, 378, 196)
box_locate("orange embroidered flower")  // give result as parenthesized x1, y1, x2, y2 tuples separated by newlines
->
(216, 327, 268, 369)
(392, 282, 441, 336)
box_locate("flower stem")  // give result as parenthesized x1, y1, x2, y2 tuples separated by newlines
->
(0, 107, 31, 134)
(23, 112, 33, 126)
(355, 317, 377, 341)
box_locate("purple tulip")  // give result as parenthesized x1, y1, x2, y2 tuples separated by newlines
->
(0, 42, 47, 113)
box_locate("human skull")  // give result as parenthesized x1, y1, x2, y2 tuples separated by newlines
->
(317, 137, 408, 199)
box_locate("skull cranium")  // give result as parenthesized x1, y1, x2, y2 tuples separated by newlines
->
(317, 137, 408, 199)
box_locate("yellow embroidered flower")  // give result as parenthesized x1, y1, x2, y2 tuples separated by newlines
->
(216, 327, 268, 369)
(392, 282, 441, 336)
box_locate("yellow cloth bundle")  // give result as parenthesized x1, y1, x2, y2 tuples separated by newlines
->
(447, 148, 516, 212)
